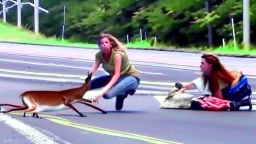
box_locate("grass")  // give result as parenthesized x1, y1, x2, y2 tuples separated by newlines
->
(0, 21, 256, 56)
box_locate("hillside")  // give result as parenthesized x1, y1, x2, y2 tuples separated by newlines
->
(0, 21, 153, 48)
(0, 21, 256, 56)
(0, 21, 97, 48)
(4, 0, 256, 48)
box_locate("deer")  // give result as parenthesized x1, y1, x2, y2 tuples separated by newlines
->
(0, 72, 107, 118)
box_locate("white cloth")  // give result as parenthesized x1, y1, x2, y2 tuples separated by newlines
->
(83, 88, 103, 101)
(192, 77, 211, 95)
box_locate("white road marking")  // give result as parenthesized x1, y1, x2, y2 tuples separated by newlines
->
(0, 73, 83, 83)
(0, 58, 98, 71)
(0, 70, 174, 85)
(153, 95, 167, 103)
(0, 113, 58, 144)
(0, 58, 165, 75)
(0, 73, 175, 85)
(248, 76, 256, 79)
(138, 71, 164, 75)
(195, 71, 256, 79)
(36, 127, 73, 144)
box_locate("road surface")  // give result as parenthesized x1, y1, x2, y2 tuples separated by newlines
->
(0, 51, 256, 144)
(0, 42, 256, 76)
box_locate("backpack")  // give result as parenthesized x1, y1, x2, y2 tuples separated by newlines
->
(222, 74, 252, 102)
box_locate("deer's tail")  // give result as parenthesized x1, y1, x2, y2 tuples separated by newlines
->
(0, 102, 24, 108)
(0, 95, 29, 108)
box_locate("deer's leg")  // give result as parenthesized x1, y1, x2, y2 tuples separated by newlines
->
(65, 103, 86, 117)
(24, 104, 37, 117)
(23, 97, 41, 118)
(32, 113, 41, 119)
(62, 95, 69, 105)
(25, 109, 41, 119)
(23, 112, 40, 119)
(77, 100, 107, 114)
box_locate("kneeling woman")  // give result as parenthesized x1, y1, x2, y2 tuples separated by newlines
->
(179, 53, 252, 111)
(89, 33, 140, 111)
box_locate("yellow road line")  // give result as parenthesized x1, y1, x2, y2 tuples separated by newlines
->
(10, 112, 182, 144)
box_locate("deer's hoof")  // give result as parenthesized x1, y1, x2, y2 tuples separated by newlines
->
(102, 111, 107, 114)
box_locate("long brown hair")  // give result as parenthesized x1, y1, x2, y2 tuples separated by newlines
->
(97, 33, 127, 53)
(201, 53, 235, 95)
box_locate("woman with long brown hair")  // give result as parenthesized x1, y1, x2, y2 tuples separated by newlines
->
(179, 53, 252, 111)
(88, 33, 140, 111)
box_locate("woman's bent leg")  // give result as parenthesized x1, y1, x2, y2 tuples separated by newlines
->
(103, 76, 140, 110)
(89, 75, 111, 90)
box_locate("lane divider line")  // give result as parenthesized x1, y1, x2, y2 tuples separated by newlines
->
(195, 72, 256, 79)
(0, 68, 188, 86)
(0, 69, 255, 95)
(9, 112, 183, 144)
(0, 58, 165, 76)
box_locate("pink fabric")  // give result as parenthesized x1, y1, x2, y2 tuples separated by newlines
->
(197, 97, 230, 111)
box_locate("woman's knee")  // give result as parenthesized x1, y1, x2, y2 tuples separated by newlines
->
(103, 93, 112, 99)
(103, 76, 140, 99)
(126, 76, 140, 89)
(122, 77, 140, 92)
(89, 75, 111, 89)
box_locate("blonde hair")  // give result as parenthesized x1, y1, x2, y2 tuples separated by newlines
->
(97, 33, 127, 53)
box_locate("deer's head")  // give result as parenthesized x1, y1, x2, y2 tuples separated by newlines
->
(85, 71, 92, 83)
(75, 72, 93, 98)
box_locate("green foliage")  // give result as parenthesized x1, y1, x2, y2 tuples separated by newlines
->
(2, 0, 256, 49)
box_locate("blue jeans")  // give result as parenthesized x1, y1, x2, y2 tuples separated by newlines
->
(89, 75, 140, 99)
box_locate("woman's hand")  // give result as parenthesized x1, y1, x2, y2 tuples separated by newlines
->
(178, 88, 186, 93)
(178, 85, 187, 93)
(92, 90, 104, 103)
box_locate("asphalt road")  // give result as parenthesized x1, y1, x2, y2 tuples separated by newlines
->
(0, 53, 201, 82)
(0, 52, 256, 144)
(1, 42, 256, 75)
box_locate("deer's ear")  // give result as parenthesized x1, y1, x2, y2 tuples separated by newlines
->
(88, 71, 92, 78)
(85, 71, 92, 82)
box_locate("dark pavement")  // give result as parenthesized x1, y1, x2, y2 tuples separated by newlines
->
(0, 53, 200, 82)
(0, 53, 256, 144)
(1, 42, 256, 76)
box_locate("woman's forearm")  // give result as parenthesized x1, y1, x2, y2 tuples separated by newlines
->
(90, 60, 100, 74)
(184, 82, 195, 90)
(102, 73, 120, 93)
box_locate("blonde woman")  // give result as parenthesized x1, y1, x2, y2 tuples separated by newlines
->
(89, 33, 140, 111)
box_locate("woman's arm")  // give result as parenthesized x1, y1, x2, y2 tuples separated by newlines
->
(183, 82, 195, 90)
(101, 54, 122, 94)
(179, 82, 196, 93)
(212, 89, 223, 99)
(90, 59, 101, 75)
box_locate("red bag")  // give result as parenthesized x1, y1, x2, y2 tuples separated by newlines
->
(191, 96, 230, 111)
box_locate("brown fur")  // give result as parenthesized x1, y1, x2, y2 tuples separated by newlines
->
(0, 72, 107, 118)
